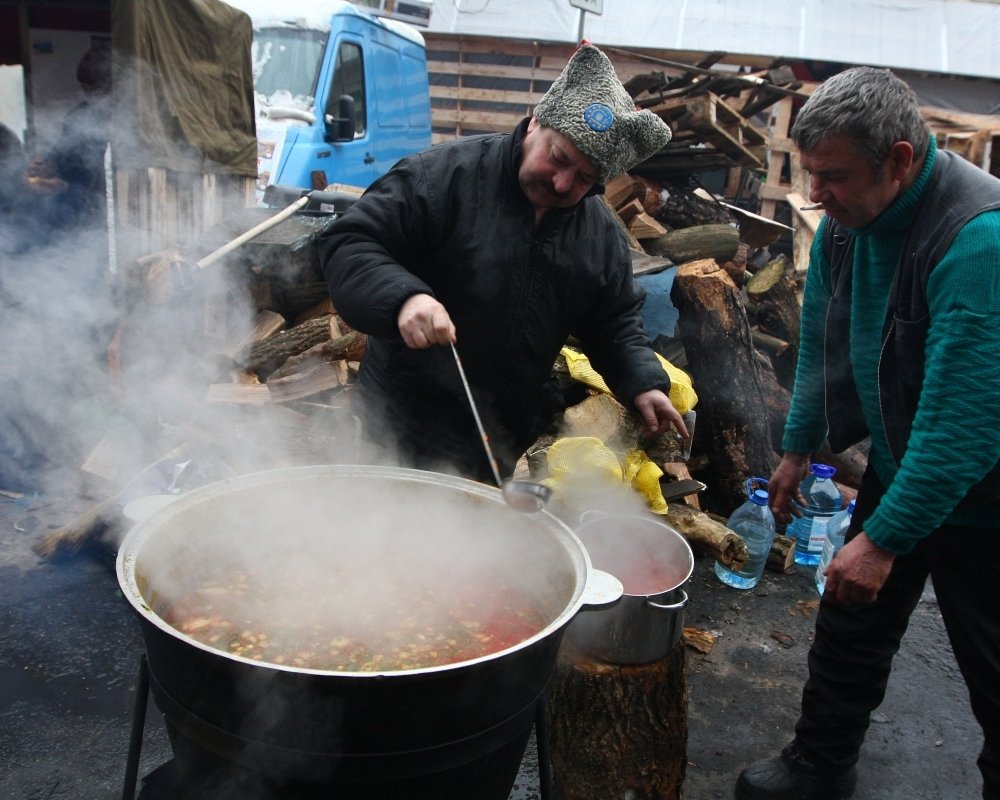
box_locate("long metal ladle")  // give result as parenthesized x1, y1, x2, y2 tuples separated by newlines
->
(450, 343, 552, 513)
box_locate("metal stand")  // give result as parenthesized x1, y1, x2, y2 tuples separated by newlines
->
(121, 654, 552, 800)
(534, 695, 553, 800)
(121, 654, 150, 800)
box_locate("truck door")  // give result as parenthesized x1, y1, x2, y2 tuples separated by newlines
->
(318, 38, 379, 189)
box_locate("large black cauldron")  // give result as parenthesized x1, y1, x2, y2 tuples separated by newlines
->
(116, 466, 620, 799)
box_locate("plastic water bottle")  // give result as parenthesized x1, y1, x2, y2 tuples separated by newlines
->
(715, 480, 776, 590)
(789, 464, 843, 566)
(815, 499, 855, 596)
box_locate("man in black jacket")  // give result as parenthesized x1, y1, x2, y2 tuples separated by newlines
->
(320, 43, 685, 481)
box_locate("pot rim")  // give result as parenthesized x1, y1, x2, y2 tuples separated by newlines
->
(116, 464, 602, 679)
(575, 512, 695, 597)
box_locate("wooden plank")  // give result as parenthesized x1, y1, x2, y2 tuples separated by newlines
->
(432, 109, 529, 132)
(759, 96, 794, 220)
(427, 60, 562, 82)
(430, 85, 544, 106)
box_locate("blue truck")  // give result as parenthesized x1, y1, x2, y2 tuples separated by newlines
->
(226, 0, 433, 201)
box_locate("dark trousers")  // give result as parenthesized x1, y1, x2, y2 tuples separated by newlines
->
(793, 467, 1000, 799)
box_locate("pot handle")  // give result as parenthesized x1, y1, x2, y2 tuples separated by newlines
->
(580, 568, 624, 607)
(646, 588, 688, 612)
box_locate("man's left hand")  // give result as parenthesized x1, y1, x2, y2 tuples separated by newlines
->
(821, 531, 895, 605)
(633, 389, 687, 438)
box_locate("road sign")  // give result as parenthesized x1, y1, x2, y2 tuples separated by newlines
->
(569, 0, 603, 15)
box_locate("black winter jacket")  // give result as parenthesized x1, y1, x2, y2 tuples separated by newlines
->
(319, 119, 669, 477)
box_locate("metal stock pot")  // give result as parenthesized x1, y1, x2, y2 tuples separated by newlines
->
(115, 465, 621, 798)
(566, 512, 694, 664)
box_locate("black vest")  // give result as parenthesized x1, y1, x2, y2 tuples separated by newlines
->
(822, 149, 1000, 507)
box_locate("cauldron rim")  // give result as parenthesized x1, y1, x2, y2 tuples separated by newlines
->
(116, 464, 597, 678)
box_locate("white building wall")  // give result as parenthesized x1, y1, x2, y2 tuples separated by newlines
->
(430, 0, 1000, 81)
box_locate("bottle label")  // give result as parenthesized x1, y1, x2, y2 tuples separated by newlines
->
(807, 517, 829, 553)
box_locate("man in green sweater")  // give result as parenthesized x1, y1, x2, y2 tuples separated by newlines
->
(735, 68, 1000, 800)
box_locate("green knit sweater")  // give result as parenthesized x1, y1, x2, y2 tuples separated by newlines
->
(783, 137, 1000, 554)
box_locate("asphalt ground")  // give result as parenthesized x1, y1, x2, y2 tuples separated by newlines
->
(0, 483, 984, 800)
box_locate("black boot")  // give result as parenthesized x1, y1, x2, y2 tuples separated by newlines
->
(734, 742, 858, 800)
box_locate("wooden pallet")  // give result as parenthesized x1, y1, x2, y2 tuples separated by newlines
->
(651, 92, 767, 167)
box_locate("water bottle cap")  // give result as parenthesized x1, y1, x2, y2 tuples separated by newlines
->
(847, 499, 856, 512)
(749, 489, 769, 506)
(810, 463, 837, 479)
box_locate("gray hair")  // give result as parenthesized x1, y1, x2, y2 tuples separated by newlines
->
(791, 66, 929, 167)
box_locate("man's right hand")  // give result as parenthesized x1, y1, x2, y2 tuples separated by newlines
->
(397, 293, 456, 349)
(767, 452, 810, 525)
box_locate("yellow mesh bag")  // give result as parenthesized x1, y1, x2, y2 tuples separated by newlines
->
(560, 347, 697, 415)
(542, 436, 668, 515)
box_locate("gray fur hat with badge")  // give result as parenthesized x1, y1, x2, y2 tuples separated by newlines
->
(533, 42, 672, 184)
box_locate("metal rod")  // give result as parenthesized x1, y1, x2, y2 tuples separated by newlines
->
(121, 654, 150, 800)
(450, 342, 504, 488)
(535, 695, 553, 800)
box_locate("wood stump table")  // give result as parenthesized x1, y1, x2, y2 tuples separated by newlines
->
(546, 638, 688, 800)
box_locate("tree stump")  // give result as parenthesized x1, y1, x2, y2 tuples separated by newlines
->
(746, 254, 801, 390)
(547, 639, 688, 800)
(671, 259, 778, 512)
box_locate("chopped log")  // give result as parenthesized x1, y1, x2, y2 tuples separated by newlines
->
(266, 361, 347, 403)
(616, 198, 645, 224)
(548, 639, 687, 800)
(665, 501, 748, 569)
(628, 212, 669, 240)
(682, 627, 717, 654)
(767, 534, 796, 573)
(242, 314, 341, 376)
(605, 173, 643, 209)
(205, 383, 272, 405)
(643, 223, 740, 265)
(635, 175, 665, 216)
(225, 309, 288, 360)
(671, 258, 778, 512)
(269, 330, 366, 380)
(746, 253, 800, 389)
(602, 194, 643, 251)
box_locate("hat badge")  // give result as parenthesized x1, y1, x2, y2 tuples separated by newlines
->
(583, 103, 614, 132)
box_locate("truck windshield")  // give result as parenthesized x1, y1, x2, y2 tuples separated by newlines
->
(250, 27, 328, 109)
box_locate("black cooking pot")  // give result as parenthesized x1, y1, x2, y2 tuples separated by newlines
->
(116, 465, 621, 798)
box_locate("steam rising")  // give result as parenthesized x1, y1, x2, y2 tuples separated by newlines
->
(127, 470, 578, 673)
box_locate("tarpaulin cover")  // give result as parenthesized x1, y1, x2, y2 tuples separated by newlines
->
(111, 0, 257, 175)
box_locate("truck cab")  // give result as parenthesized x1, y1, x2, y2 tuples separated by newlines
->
(226, 0, 432, 202)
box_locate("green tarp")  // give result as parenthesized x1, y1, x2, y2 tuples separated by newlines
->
(112, 0, 256, 175)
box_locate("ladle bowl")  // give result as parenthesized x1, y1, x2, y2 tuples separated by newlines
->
(501, 479, 553, 513)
